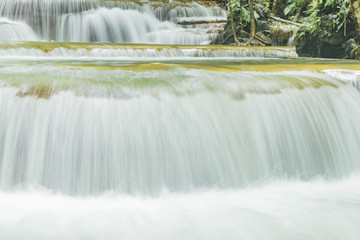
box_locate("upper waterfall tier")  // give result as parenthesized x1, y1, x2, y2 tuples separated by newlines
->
(0, 0, 226, 44)
(0, 18, 38, 41)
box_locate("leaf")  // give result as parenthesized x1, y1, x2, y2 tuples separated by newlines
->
(284, 2, 297, 16)
(241, 6, 250, 23)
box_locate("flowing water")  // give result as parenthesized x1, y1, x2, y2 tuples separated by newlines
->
(1, 0, 360, 239)
(0, 0, 226, 44)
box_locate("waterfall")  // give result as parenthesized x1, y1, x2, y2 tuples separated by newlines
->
(1, 1, 359, 239)
(57, 8, 213, 44)
(0, 0, 226, 44)
(0, 42, 298, 58)
(0, 56, 360, 239)
(0, 18, 38, 41)
(324, 69, 360, 90)
(0, 65, 360, 195)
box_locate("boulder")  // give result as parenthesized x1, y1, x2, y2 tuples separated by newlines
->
(343, 39, 358, 58)
(295, 14, 357, 58)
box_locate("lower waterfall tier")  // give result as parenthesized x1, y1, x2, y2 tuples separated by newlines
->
(0, 60, 360, 195)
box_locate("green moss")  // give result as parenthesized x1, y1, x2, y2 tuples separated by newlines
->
(55, 60, 360, 73)
(0, 41, 295, 52)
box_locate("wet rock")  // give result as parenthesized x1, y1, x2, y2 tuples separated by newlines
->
(210, 22, 250, 45)
(240, 31, 250, 38)
(256, 32, 272, 45)
(239, 37, 250, 43)
(295, 14, 357, 58)
(214, 0, 227, 8)
(210, 25, 237, 45)
(343, 39, 358, 58)
(256, 20, 271, 32)
(259, 6, 271, 20)
(249, 39, 262, 46)
(350, 46, 360, 59)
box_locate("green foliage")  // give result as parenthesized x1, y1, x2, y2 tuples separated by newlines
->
(291, 0, 350, 38)
(263, 0, 270, 8)
(284, 0, 311, 19)
(226, 0, 352, 40)
(332, 0, 351, 32)
(227, 0, 259, 29)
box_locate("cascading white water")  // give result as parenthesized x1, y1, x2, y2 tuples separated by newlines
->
(324, 69, 360, 90)
(1, 175, 360, 240)
(0, 18, 38, 41)
(0, 58, 360, 239)
(0, 0, 100, 40)
(58, 8, 174, 43)
(0, 64, 360, 196)
(152, 2, 225, 22)
(0, 43, 298, 58)
(57, 7, 213, 44)
(0, 0, 226, 44)
(1, 0, 360, 239)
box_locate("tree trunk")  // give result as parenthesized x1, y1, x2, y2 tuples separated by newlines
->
(272, 0, 277, 16)
(239, 1, 243, 32)
(229, 0, 241, 45)
(351, 0, 360, 41)
(248, 0, 256, 39)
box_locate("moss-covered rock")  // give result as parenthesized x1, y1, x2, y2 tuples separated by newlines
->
(270, 23, 297, 46)
(295, 14, 357, 58)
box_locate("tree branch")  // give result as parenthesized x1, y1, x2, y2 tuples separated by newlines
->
(271, 16, 303, 27)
